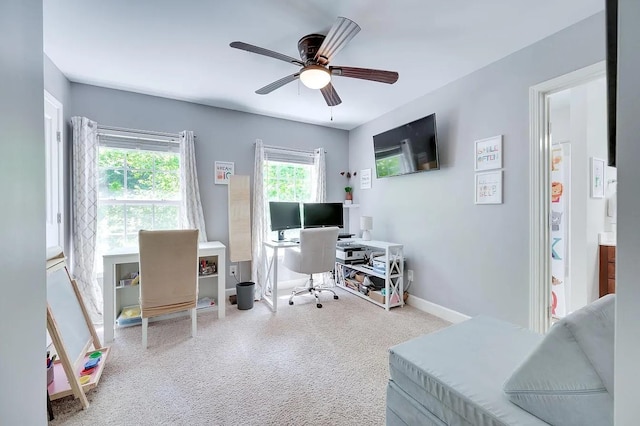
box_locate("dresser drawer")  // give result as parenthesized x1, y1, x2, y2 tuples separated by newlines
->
(599, 245, 616, 297)
(608, 262, 615, 279)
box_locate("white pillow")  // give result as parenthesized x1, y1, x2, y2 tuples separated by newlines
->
(503, 295, 615, 426)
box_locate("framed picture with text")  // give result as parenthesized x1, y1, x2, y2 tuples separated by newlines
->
(214, 161, 234, 185)
(474, 135, 503, 171)
(475, 170, 503, 204)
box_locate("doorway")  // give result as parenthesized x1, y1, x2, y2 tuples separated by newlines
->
(529, 62, 610, 333)
(44, 91, 64, 249)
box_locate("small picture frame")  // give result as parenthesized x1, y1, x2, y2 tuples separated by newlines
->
(214, 161, 234, 185)
(475, 171, 503, 204)
(590, 157, 605, 198)
(474, 135, 503, 171)
(360, 168, 372, 190)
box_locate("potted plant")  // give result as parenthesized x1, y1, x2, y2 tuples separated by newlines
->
(341, 171, 357, 204)
(344, 186, 353, 203)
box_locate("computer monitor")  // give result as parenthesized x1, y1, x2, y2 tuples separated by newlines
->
(269, 201, 301, 240)
(302, 203, 344, 229)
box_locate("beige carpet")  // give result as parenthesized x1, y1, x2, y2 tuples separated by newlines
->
(50, 288, 449, 425)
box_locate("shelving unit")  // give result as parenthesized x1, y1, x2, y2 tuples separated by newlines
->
(103, 241, 226, 343)
(335, 239, 404, 311)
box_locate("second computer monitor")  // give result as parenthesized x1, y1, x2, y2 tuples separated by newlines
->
(303, 202, 344, 229)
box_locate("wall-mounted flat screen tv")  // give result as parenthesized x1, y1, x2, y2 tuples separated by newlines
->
(372, 113, 440, 178)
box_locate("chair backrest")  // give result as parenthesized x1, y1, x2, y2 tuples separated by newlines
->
(286, 227, 339, 274)
(138, 229, 199, 318)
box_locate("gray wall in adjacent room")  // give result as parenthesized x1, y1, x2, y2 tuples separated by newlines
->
(69, 84, 349, 286)
(44, 54, 72, 256)
(347, 12, 605, 327)
(615, 0, 640, 422)
(0, 0, 46, 423)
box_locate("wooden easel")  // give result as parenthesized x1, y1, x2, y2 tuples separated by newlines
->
(46, 254, 110, 409)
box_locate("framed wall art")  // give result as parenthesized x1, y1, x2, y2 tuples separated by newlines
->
(475, 170, 503, 204)
(215, 161, 235, 185)
(474, 135, 503, 171)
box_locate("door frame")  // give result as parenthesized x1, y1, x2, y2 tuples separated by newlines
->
(528, 61, 606, 333)
(44, 90, 64, 249)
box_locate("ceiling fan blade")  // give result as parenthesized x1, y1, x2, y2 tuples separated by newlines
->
(256, 73, 300, 95)
(314, 17, 361, 65)
(320, 83, 342, 106)
(330, 66, 399, 84)
(230, 41, 304, 66)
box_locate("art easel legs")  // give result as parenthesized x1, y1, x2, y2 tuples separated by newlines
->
(47, 391, 54, 421)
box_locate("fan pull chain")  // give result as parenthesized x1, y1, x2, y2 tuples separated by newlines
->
(330, 106, 333, 121)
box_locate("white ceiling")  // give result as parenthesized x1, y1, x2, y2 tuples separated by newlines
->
(43, 0, 604, 130)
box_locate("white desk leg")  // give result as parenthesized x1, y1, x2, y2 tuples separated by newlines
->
(272, 246, 278, 312)
(103, 257, 115, 343)
(217, 251, 225, 319)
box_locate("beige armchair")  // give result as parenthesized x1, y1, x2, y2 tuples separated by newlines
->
(284, 226, 340, 308)
(138, 229, 199, 348)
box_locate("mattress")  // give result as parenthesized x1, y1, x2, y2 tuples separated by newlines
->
(388, 316, 548, 426)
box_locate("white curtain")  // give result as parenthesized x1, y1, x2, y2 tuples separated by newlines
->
(251, 143, 327, 298)
(71, 116, 103, 323)
(251, 141, 267, 299)
(313, 147, 327, 202)
(179, 131, 208, 242)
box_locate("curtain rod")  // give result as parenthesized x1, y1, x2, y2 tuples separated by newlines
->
(97, 125, 195, 139)
(258, 143, 327, 154)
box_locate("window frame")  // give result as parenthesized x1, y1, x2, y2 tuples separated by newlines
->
(96, 141, 182, 257)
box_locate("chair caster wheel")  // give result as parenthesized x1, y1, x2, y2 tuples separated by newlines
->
(333, 295, 339, 300)
(317, 303, 322, 308)
(289, 301, 294, 305)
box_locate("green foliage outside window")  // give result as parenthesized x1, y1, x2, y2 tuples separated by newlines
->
(97, 147, 181, 257)
(264, 161, 313, 202)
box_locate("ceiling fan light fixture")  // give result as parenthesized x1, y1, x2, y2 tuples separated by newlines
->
(299, 65, 331, 89)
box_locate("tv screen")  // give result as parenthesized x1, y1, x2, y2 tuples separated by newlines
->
(373, 113, 439, 178)
(269, 202, 301, 232)
(302, 203, 344, 229)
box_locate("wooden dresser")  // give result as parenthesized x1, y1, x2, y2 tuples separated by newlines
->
(599, 245, 616, 297)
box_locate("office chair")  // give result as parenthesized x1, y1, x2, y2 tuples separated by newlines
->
(138, 229, 199, 348)
(284, 226, 340, 308)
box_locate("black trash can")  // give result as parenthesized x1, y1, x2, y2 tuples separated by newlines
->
(236, 281, 255, 310)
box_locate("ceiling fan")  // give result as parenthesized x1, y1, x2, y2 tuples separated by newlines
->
(230, 17, 399, 106)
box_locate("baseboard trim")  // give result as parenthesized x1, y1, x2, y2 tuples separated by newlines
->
(406, 294, 470, 324)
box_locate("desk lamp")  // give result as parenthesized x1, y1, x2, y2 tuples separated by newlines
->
(360, 216, 373, 241)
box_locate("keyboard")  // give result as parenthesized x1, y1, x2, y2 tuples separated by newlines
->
(272, 238, 299, 244)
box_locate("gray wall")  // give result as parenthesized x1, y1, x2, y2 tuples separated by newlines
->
(348, 13, 605, 327)
(0, 0, 46, 423)
(44, 55, 72, 256)
(615, 0, 640, 422)
(69, 84, 350, 285)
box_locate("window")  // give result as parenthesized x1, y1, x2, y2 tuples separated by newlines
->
(96, 146, 181, 260)
(263, 148, 318, 239)
(264, 160, 313, 202)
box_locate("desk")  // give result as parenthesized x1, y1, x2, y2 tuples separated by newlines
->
(103, 241, 226, 343)
(262, 240, 299, 312)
